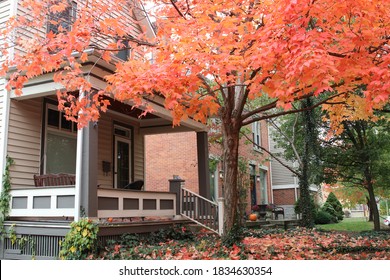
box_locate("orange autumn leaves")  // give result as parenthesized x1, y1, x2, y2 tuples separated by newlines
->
(1, 0, 389, 128)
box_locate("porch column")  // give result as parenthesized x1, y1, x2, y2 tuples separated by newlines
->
(197, 131, 210, 199)
(77, 122, 99, 219)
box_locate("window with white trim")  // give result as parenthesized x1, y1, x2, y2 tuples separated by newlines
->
(252, 121, 261, 150)
(44, 104, 77, 174)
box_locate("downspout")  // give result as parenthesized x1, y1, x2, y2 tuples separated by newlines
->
(74, 90, 85, 221)
(267, 123, 274, 204)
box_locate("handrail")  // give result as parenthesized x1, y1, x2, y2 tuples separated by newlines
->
(180, 186, 222, 235)
(180, 187, 218, 206)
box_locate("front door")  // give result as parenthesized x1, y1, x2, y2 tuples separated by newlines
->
(114, 126, 132, 188)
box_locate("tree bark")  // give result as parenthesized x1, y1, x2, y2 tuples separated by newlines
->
(221, 116, 241, 233)
(365, 173, 381, 231)
(298, 98, 315, 228)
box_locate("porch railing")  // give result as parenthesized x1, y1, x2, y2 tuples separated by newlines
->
(9, 187, 177, 220)
(97, 188, 176, 219)
(9, 186, 76, 218)
(180, 187, 224, 235)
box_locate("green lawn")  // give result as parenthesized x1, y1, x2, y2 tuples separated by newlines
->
(316, 217, 375, 232)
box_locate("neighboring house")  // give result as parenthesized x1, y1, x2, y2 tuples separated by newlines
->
(0, 0, 214, 259)
(145, 119, 273, 214)
(269, 127, 322, 219)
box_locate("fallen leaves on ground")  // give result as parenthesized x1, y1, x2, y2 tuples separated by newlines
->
(96, 227, 390, 260)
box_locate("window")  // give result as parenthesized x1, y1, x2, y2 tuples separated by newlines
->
(114, 125, 133, 188)
(252, 121, 261, 149)
(47, 1, 77, 34)
(249, 164, 257, 206)
(115, 40, 130, 61)
(44, 104, 77, 174)
(259, 170, 268, 204)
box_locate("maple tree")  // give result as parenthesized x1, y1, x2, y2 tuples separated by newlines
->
(1, 0, 390, 233)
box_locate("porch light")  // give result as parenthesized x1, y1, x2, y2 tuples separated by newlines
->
(219, 170, 224, 179)
(256, 175, 261, 182)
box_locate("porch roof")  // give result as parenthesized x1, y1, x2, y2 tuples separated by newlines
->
(8, 50, 207, 133)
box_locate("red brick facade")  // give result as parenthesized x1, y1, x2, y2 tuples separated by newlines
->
(145, 121, 273, 214)
(145, 132, 199, 193)
(273, 189, 297, 205)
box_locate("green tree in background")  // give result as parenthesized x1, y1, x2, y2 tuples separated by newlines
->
(324, 192, 344, 221)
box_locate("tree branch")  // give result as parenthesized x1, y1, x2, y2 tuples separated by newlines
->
(268, 118, 303, 167)
(242, 92, 345, 126)
(240, 131, 301, 177)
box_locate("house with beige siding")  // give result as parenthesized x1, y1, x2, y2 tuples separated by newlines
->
(269, 126, 322, 219)
(0, 0, 219, 259)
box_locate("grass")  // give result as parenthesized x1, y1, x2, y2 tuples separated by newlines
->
(316, 217, 387, 232)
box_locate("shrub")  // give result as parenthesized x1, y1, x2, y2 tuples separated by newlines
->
(314, 210, 333, 224)
(59, 218, 99, 260)
(321, 202, 338, 223)
(325, 192, 344, 221)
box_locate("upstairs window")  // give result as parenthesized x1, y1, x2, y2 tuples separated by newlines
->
(47, 1, 77, 34)
(115, 40, 130, 61)
(252, 121, 261, 150)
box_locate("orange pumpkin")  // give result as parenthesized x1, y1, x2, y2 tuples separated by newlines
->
(107, 217, 113, 223)
(249, 213, 257, 221)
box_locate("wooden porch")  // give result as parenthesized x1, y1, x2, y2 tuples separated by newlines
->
(9, 185, 178, 221)
(2, 179, 223, 259)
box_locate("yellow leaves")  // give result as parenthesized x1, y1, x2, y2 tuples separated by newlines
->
(70, 246, 76, 253)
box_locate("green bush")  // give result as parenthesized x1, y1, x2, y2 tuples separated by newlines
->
(321, 202, 338, 223)
(59, 218, 99, 260)
(325, 192, 344, 221)
(314, 210, 333, 224)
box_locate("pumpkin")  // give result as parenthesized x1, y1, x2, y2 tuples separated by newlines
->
(107, 217, 113, 223)
(249, 213, 257, 221)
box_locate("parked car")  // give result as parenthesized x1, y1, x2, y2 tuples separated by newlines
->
(384, 216, 390, 227)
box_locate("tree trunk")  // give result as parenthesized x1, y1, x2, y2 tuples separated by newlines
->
(221, 115, 241, 234)
(298, 98, 315, 228)
(366, 181, 380, 231)
(366, 196, 373, 222)
(363, 156, 380, 230)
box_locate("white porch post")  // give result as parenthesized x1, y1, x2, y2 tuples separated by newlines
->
(218, 197, 225, 236)
(74, 92, 98, 221)
(74, 121, 83, 222)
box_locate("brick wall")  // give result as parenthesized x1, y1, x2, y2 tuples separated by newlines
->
(273, 188, 297, 205)
(145, 132, 199, 193)
(145, 120, 273, 216)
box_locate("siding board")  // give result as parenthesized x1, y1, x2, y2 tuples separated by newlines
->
(7, 98, 42, 188)
(97, 113, 144, 188)
(269, 128, 296, 186)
